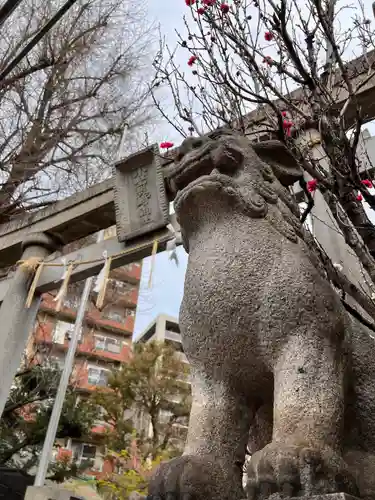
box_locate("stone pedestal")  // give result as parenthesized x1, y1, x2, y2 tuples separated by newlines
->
(290, 496, 358, 500)
(245, 496, 359, 500)
(119, 493, 360, 500)
(238, 495, 359, 500)
(25, 485, 82, 499)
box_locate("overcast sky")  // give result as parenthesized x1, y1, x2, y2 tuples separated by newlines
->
(133, 1, 187, 338)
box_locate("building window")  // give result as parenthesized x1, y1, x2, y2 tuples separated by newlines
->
(72, 442, 103, 470)
(159, 409, 173, 424)
(105, 308, 134, 322)
(63, 295, 80, 310)
(165, 331, 182, 344)
(53, 321, 74, 344)
(104, 226, 116, 239)
(94, 335, 121, 354)
(95, 405, 107, 422)
(109, 279, 133, 292)
(50, 356, 65, 370)
(87, 367, 109, 386)
(81, 444, 97, 460)
(103, 310, 124, 323)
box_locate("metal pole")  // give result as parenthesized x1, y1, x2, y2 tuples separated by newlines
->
(34, 230, 105, 486)
(0, 233, 60, 419)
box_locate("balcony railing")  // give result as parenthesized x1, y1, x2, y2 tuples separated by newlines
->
(104, 281, 138, 307)
(110, 263, 141, 283)
(94, 338, 121, 354)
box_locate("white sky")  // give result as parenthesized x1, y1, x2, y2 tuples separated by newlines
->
(145, 0, 187, 145)
(147, 0, 185, 38)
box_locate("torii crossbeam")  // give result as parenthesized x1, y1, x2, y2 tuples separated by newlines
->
(0, 143, 175, 418)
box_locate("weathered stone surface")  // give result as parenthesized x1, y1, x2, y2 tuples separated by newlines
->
(129, 492, 146, 500)
(291, 496, 359, 500)
(0, 178, 115, 267)
(25, 485, 81, 499)
(148, 130, 375, 500)
(114, 144, 169, 242)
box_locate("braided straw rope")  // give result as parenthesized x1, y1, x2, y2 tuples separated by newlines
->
(17, 237, 163, 309)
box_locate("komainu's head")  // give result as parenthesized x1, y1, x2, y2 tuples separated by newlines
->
(164, 129, 303, 248)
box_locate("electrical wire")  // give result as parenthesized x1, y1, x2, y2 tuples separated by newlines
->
(0, 0, 80, 82)
(0, 0, 23, 30)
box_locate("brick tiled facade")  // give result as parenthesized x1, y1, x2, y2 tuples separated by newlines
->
(27, 248, 142, 477)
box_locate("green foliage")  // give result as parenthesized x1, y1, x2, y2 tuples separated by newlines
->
(94, 341, 191, 458)
(94, 342, 192, 498)
(0, 340, 191, 495)
(0, 362, 96, 473)
(97, 448, 169, 500)
(48, 454, 94, 484)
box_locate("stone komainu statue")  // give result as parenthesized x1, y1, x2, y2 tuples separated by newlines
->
(148, 129, 375, 500)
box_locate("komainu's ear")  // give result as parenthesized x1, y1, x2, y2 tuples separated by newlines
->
(252, 140, 303, 187)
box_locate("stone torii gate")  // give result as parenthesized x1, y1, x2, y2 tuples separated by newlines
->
(0, 47, 375, 421)
(0, 144, 178, 418)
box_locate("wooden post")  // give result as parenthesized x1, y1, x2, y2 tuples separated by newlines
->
(0, 232, 61, 418)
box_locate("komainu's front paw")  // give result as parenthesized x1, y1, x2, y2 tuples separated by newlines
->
(148, 454, 244, 500)
(246, 442, 359, 500)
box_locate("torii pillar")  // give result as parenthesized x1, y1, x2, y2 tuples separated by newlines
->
(0, 232, 62, 418)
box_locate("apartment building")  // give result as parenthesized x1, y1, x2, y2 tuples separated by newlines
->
(135, 313, 188, 367)
(134, 314, 190, 448)
(26, 229, 142, 477)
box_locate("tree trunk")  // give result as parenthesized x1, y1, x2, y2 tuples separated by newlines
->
(150, 412, 159, 456)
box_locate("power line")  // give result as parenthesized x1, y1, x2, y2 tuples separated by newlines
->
(0, 0, 24, 30)
(0, 0, 80, 82)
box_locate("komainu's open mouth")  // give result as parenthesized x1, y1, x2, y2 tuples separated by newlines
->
(173, 172, 240, 212)
(164, 137, 247, 213)
(167, 148, 214, 199)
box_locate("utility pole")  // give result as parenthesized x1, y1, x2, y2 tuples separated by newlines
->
(34, 230, 105, 486)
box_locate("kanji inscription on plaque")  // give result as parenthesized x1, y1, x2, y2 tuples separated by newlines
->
(114, 144, 169, 241)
